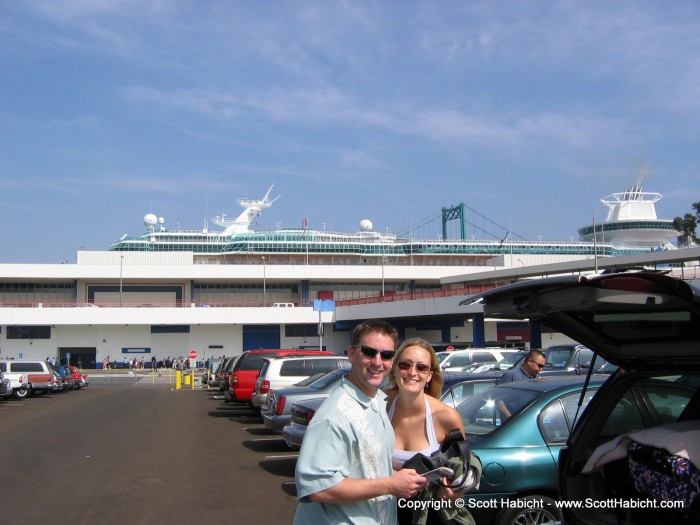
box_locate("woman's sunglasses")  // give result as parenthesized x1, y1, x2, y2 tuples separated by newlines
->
(353, 345, 395, 361)
(396, 361, 432, 373)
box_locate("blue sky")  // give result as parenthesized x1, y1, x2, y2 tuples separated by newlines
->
(1, 0, 699, 263)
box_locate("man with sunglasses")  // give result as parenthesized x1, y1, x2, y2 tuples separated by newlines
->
(294, 319, 428, 525)
(497, 349, 547, 384)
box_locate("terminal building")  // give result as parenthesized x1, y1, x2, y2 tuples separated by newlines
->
(1, 184, 697, 368)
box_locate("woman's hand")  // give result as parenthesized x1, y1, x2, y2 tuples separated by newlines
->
(436, 481, 461, 501)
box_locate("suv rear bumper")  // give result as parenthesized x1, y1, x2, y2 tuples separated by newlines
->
(251, 393, 267, 409)
(263, 413, 291, 433)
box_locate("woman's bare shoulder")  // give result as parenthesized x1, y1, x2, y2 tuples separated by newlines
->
(428, 396, 464, 433)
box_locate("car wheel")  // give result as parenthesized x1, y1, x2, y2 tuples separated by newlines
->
(494, 495, 560, 525)
(14, 385, 32, 399)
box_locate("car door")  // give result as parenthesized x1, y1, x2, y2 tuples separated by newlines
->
(539, 390, 598, 464)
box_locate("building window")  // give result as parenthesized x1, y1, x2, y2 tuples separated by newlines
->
(7, 326, 51, 339)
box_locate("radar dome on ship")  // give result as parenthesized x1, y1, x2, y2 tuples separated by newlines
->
(359, 219, 373, 231)
(144, 214, 158, 227)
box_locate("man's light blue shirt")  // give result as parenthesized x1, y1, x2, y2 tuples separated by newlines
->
(293, 377, 397, 525)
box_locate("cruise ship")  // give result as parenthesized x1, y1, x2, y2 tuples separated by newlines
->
(1, 184, 697, 370)
(577, 185, 678, 248)
(108, 184, 672, 265)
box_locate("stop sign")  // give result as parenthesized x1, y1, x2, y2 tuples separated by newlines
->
(189, 350, 198, 359)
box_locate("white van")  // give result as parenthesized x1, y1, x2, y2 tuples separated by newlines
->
(439, 349, 514, 373)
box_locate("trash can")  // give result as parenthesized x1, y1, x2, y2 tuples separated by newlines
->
(183, 373, 191, 386)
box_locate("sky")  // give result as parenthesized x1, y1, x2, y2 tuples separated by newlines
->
(1, 0, 699, 264)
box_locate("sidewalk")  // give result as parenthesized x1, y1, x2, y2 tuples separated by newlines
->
(87, 369, 207, 388)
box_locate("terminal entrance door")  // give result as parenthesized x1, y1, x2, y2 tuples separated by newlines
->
(59, 347, 96, 369)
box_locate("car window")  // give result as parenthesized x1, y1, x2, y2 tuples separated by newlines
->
(259, 360, 271, 377)
(445, 380, 497, 407)
(540, 401, 569, 443)
(311, 359, 344, 374)
(637, 383, 692, 424)
(595, 375, 696, 448)
(450, 355, 471, 367)
(540, 390, 598, 443)
(544, 349, 571, 369)
(471, 352, 496, 363)
(237, 353, 277, 371)
(575, 348, 594, 367)
(280, 360, 306, 376)
(561, 389, 598, 427)
(599, 389, 646, 438)
(10, 362, 44, 372)
(499, 353, 526, 368)
(457, 387, 539, 436)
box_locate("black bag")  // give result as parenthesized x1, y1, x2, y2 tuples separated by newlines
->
(403, 428, 471, 484)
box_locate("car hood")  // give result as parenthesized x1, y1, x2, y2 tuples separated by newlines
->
(460, 272, 700, 370)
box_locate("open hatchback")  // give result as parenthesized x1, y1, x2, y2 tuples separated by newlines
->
(461, 271, 700, 525)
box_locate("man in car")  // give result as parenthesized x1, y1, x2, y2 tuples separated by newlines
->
(293, 319, 427, 524)
(498, 349, 546, 384)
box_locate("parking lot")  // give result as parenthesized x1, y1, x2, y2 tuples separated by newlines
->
(0, 378, 299, 524)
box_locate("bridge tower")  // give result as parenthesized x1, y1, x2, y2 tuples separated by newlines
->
(441, 203, 466, 240)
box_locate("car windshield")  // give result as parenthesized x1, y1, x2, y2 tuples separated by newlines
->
(295, 372, 326, 386)
(499, 352, 527, 368)
(307, 369, 348, 389)
(456, 386, 540, 436)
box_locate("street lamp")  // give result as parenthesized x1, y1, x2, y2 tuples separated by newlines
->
(381, 254, 388, 300)
(119, 255, 124, 307)
(593, 204, 607, 273)
(262, 256, 266, 306)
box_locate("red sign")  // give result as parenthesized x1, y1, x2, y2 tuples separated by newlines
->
(189, 350, 198, 359)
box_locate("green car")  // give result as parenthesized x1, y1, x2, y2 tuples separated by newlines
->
(457, 375, 605, 525)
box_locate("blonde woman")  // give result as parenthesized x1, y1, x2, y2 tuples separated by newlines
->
(386, 338, 466, 524)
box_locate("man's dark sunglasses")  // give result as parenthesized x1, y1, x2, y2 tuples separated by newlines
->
(530, 359, 545, 369)
(353, 345, 395, 361)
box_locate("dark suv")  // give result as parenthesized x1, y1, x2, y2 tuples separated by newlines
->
(463, 271, 700, 525)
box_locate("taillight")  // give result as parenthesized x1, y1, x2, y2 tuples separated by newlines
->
(260, 380, 270, 394)
(306, 410, 316, 423)
(231, 374, 238, 386)
(276, 396, 286, 415)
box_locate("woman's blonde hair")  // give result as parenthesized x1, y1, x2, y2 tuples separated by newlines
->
(387, 338, 443, 398)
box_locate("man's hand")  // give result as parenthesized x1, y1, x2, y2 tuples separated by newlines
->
(391, 468, 429, 499)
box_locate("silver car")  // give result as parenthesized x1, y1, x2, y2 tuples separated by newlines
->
(262, 368, 350, 434)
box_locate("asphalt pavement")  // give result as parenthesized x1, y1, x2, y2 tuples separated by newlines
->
(0, 379, 299, 524)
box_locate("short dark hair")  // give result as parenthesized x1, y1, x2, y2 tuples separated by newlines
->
(351, 319, 399, 347)
(527, 349, 546, 362)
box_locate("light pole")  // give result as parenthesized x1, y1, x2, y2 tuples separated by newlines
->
(381, 254, 388, 300)
(593, 204, 606, 273)
(262, 256, 266, 306)
(119, 255, 124, 307)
